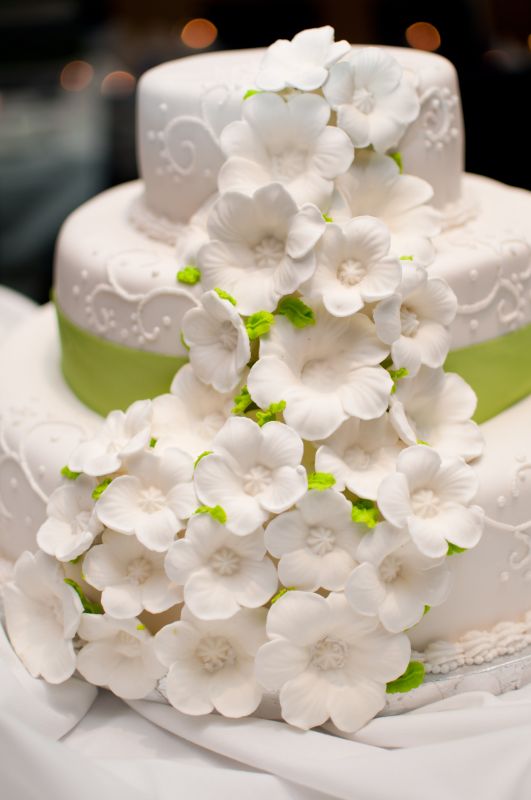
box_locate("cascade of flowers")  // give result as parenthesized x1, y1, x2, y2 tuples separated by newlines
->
(3, 26, 485, 733)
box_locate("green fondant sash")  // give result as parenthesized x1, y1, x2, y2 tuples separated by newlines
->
(444, 323, 531, 424)
(55, 302, 187, 416)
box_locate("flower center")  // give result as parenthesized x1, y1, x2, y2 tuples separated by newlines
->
(410, 488, 440, 518)
(196, 635, 236, 672)
(379, 554, 402, 583)
(271, 148, 307, 181)
(301, 358, 340, 391)
(138, 486, 166, 513)
(219, 320, 239, 351)
(311, 637, 349, 671)
(210, 546, 241, 576)
(337, 259, 365, 286)
(344, 445, 372, 471)
(400, 306, 420, 337)
(352, 87, 375, 114)
(243, 464, 272, 496)
(115, 631, 142, 658)
(307, 525, 336, 556)
(127, 556, 152, 585)
(253, 236, 285, 270)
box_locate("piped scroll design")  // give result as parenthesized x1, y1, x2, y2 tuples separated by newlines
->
(420, 86, 459, 150)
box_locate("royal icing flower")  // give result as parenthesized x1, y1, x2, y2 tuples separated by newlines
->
(256, 25, 350, 92)
(37, 477, 103, 562)
(95, 448, 196, 552)
(247, 308, 391, 441)
(3, 551, 82, 683)
(303, 216, 401, 316)
(377, 445, 484, 558)
(77, 615, 166, 699)
(155, 606, 266, 717)
(165, 514, 277, 619)
(374, 262, 457, 376)
(151, 365, 235, 458)
(315, 414, 402, 500)
(255, 591, 411, 732)
(389, 367, 484, 460)
(83, 530, 183, 618)
(194, 416, 307, 536)
(345, 522, 451, 632)
(198, 184, 325, 315)
(181, 290, 250, 393)
(68, 400, 153, 477)
(219, 92, 353, 209)
(323, 47, 420, 152)
(264, 490, 363, 591)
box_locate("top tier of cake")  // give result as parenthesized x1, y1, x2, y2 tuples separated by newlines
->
(138, 46, 464, 225)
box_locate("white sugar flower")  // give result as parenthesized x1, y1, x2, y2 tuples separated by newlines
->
(374, 262, 457, 376)
(83, 530, 183, 618)
(377, 445, 484, 558)
(151, 365, 234, 458)
(3, 551, 82, 683)
(264, 490, 363, 592)
(182, 290, 250, 394)
(165, 514, 277, 619)
(330, 150, 441, 264)
(77, 615, 166, 699)
(256, 25, 350, 92)
(68, 399, 152, 477)
(255, 591, 410, 732)
(303, 216, 401, 316)
(95, 448, 196, 552)
(390, 367, 483, 460)
(198, 184, 325, 315)
(37, 477, 102, 562)
(194, 416, 307, 536)
(323, 47, 419, 152)
(155, 605, 266, 717)
(345, 522, 451, 632)
(219, 92, 353, 209)
(315, 414, 402, 500)
(248, 309, 391, 441)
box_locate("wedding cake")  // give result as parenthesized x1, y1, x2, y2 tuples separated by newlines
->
(1, 27, 531, 733)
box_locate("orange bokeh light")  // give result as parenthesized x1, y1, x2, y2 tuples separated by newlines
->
(100, 71, 136, 97)
(405, 22, 441, 52)
(181, 18, 218, 49)
(60, 60, 94, 92)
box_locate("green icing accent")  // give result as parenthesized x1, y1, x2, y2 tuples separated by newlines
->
(423, 604, 431, 616)
(388, 367, 409, 393)
(322, 213, 333, 223)
(149, 437, 157, 448)
(69, 555, 83, 565)
(246, 311, 275, 341)
(256, 400, 286, 426)
(55, 300, 187, 417)
(232, 385, 256, 415)
(177, 266, 201, 285)
(389, 151, 403, 173)
(416, 439, 430, 446)
(243, 89, 263, 100)
(180, 331, 190, 352)
(195, 504, 227, 524)
(447, 542, 467, 556)
(214, 288, 237, 306)
(386, 660, 425, 694)
(276, 297, 315, 328)
(400, 255, 414, 261)
(307, 472, 336, 491)
(61, 465, 81, 480)
(270, 586, 295, 605)
(351, 499, 379, 528)
(92, 478, 112, 500)
(194, 450, 213, 468)
(64, 578, 104, 614)
(136, 623, 146, 631)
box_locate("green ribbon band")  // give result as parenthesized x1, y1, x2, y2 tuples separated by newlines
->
(55, 302, 187, 416)
(444, 323, 531, 424)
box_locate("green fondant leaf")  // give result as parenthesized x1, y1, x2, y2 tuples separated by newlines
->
(351, 499, 379, 529)
(256, 400, 286, 427)
(388, 367, 409, 394)
(447, 542, 467, 556)
(423, 604, 431, 616)
(92, 478, 112, 501)
(270, 586, 296, 605)
(243, 89, 263, 100)
(246, 311, 275, 341)
(180, 331, 190, 351)
(61, 465, 81, 480)
(194, 450, 213, 468)
(386, 660, 425, 693)
(195, 504, 227, 524)
(416, 439, 430, 446)
(64, 578, 104, 615)
(400, 255, 414, 261)
(150, 437, 157, 448)
(136, 623, 146, 631)
(232, 385, 255, 415)
(69, 555, 83, 565)
(215, 288, 237, 306)
(307, 472, 336, 491)
(389, 151, 403, 173)
(276, 297, 315, 329)
(177, 266, 201, 285)
(322, 213, 333, 223)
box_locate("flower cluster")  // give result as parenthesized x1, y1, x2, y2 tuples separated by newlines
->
(4, 26, 485, 734)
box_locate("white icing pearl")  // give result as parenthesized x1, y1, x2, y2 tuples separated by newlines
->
(469, 319, 479, 332)
(159, 102, 168, 112)
(147, 130, 156, 141)
(72, 285, 80, 297)
(24, 516, 32, 526)
(81, 269, 89, 280)
(469, 269, 478, 282)
(500, 571, 509, 582)
(435, 141, 444, 152)
(497, 495, 506, 508)
(9, 478, 18, 490)
(137, 335, 145, 345)
(162, 316, 171, 327)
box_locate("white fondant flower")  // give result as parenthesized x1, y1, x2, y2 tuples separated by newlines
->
(256, 26, 350, 92)
(3, 551, 82, 683)
(37, 477, 102, 562)
(303, 216, 401, 316)
(95, 448, 196, 552)
(151, 365, 234, 458)
(83, 530, 183, 618)
(315, 414, 402, 500)
(198, 184, 325, 315)
(264, 490, 363, 591)
(68, 400, 152, 477)
(165, 514, 277, 620)
(194, 416, 307, 536)
(255, 591, 410, 732)
(345, 522, 451, 632)
(77, 615, 166, 699)
(377, 445, 484, 558)
(390, 367, 484, 460)
(248, 309, 391, 441)
(182, 290, 250, 393)
(323, 47, 420, 152)
(155, 605, 266, 717)
(374, 263, 457, 376)
(219, 92, 353, 208)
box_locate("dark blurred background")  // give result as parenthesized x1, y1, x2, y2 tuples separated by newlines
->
(1, 0, 530, 302)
